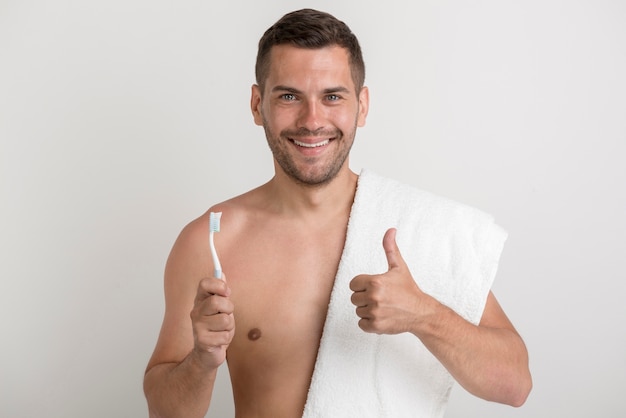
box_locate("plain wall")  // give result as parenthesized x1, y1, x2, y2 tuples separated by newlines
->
(1, 1, 624, 417)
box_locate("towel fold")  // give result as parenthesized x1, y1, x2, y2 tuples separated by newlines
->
(302, 169, 507, 418)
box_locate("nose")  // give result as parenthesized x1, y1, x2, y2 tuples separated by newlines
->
(297, 99, 324, 132)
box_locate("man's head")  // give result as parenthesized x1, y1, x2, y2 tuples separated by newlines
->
(251, 10, 369, 187)
(255, 9, 365, 96)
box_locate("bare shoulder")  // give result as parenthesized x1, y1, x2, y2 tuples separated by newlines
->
(210, 183, 274, 243)
(167, 184, 269, 278)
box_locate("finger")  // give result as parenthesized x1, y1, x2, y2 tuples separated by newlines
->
(196, 327, 235, 351)
(204, 330, 235, 347)
(350, 291, 368, 307)
(194, 312, 233, 334)
(202, 312, 235, 333)
(355, 305, 371, 319)
(196, 277, 231, 303)
(349, 274, 369, 292)
(357, 318, 378, 334)
(382, 227, 406, 271)
(195, 294, 234, 317)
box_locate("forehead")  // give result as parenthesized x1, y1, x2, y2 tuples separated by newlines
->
(265, 44, 354, 90)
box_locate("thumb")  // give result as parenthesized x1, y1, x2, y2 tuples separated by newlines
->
(383, 228, 406, 271)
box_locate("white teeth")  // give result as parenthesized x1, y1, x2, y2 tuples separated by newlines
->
(293, 139, 330, 148)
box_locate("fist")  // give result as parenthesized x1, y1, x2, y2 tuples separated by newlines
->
(349, 228, 424, 334)
(190, 274, 235, 368)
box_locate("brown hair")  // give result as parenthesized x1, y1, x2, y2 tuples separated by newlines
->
(255, 9, 365, 94)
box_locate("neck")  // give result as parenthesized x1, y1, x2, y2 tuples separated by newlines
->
(265, 164, 358, 218)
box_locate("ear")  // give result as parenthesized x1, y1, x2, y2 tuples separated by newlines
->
(357, 86, 369, 127)
(250, 84, 264, 126)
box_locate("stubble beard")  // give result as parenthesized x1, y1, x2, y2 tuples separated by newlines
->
(262, 118, 357, 187)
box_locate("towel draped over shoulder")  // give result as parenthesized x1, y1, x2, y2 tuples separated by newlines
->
(302, 170, 508, 418)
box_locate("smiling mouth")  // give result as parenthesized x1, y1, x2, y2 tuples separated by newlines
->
(292, 139, 331, 148)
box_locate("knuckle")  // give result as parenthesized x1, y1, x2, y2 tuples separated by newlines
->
(358, 318, 368, 331)
(198, 277, 211, 291)
(190, 306, 201, 320)
(215, 313, 231, 329)
(368, 319, 383, 334)
(370, 276, 385, 289)
(208, 331, 231, 346)
(350, 293, 358, 304)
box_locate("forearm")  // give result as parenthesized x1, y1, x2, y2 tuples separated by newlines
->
(144, 351, 219, 418)
(413, 297, 531, 406)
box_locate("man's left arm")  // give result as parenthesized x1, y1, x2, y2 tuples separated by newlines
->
(350, 228, 532, 407)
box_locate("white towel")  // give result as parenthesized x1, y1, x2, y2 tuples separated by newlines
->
(302, 169, 508, 418)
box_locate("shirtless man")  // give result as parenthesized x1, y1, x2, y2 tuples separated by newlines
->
(143, 9, 531, 418)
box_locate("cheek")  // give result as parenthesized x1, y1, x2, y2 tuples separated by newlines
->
(270, 107, 305, 133)
(332, 107, 360, 130)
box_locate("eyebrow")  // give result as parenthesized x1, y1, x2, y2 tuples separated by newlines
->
(323, 86, 351, 95)
(271, 85, 302, 94)
(271, 85, 352, 95)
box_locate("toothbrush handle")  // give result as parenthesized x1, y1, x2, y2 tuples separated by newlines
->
(209, 232, 222, 279)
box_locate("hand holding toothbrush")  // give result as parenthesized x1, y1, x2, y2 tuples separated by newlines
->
(189, 212, 234, 368)
(189, 274, 235, 368)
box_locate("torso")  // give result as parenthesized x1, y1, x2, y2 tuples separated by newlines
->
(214, 181, 353, 417)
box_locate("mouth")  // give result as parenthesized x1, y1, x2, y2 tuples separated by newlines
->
(291, 138, 331, 148)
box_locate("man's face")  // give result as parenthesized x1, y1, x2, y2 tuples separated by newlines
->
(251, 45, 369, 186)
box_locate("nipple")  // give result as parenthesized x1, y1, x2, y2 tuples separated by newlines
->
(247, 328, 262, 341)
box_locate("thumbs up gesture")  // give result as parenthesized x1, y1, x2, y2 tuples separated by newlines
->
(350, 228, 426, 335)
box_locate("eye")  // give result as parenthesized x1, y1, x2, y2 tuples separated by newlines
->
(280, 93, 297, 101)
(326, 94, 341, 102)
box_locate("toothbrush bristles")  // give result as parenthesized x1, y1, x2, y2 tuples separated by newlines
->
(210, 212, 222, 232)
(209, 211, 223, 279)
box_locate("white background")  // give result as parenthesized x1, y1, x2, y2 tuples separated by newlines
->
(1, 1, 625, 417)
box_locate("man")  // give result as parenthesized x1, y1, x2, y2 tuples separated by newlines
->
(144, 9, 531, 418)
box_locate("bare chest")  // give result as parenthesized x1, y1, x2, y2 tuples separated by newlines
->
(221, 225, 346, 409)
(225, 229, 344, 347)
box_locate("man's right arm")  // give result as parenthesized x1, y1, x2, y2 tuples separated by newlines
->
(143, 220, 235, 418)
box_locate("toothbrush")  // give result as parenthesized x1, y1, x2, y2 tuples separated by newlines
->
(209, 211, 222, 279)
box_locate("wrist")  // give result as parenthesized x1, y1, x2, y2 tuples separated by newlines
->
(188, 347, 221, 375)
(408, 293, 445, 338)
